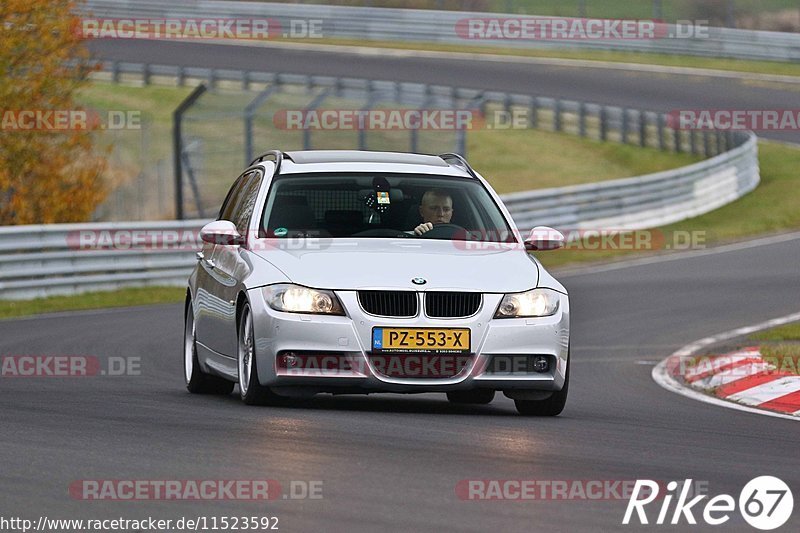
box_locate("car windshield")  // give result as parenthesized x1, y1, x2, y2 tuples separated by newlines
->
(260, 173, 514, 242)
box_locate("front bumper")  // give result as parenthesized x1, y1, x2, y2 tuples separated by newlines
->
(249, 288, 569, 394)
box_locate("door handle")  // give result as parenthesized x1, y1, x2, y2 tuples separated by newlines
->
(196, 251, 204, 261)
(205, 258, 216, 269)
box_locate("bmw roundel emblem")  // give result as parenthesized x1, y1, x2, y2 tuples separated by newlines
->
(412, 277, 427, 285)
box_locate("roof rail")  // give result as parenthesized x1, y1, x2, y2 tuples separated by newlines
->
(250, 150, 284, 173)
(438, 153, 478, 179)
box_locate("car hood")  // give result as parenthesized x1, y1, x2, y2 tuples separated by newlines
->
(250, 238, 538, 292)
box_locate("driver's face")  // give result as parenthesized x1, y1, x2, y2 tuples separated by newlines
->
(419, 194, 453, 225)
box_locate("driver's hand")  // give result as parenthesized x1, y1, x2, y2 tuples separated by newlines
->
(414, 222, 433, 235)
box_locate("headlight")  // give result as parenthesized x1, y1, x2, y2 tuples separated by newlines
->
(262, 284, 345, 315)
(494, 288, 560, 318)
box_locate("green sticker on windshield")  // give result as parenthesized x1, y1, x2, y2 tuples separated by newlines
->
(274, 227, 288, 237)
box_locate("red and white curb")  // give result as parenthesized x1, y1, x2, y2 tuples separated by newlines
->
(652, 312, 800, 421)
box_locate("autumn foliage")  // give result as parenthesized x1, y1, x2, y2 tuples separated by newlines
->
(0, 0, 106, 225)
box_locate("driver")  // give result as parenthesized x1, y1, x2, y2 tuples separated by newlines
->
(414, 189, 454, 235)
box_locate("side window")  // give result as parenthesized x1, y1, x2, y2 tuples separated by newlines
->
(232, 170, 264, 237)
(218, 172, 249, 221)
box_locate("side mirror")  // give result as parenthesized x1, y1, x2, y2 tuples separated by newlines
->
(200, 220, 245, 246)
(524, 226, 565, 251)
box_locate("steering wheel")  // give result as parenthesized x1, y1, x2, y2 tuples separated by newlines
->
(416, 223, 467, 239)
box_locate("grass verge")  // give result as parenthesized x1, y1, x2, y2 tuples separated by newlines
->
(0, 287, 185, 320)
(751, 322, 800, 342)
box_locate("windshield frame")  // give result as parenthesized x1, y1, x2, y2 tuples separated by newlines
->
(254, 171, 517, 244)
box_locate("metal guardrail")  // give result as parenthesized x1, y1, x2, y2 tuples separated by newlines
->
(82, 0, 800, 62)
(0, 131, 759, 300)
(0, 221, 202, 300)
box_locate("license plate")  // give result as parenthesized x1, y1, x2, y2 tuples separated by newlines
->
(372, 327, 470, 354)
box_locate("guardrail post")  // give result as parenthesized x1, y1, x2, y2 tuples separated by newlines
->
(674, 127, 682, 153)
(579, 102, 587, 137)
(173, 84, 207, 220)
(360, 83, 379, 151)
(716, 130, 724, 155)
(242, 71, 250, 91)
(412, 85, 435, 153)
(112, 61, 121, 84)
(657, 114, 666, 151)
(142, 63, 151, 86)
(599, 106, 608, 141)
(653, 0, 663, 19)
(638, 111, 647, 147)
(554, 100, 563, 132)
(207, 69, 216, 91)
(177, 66, 185, 87)
(621, 108, 629, 144)
(702, 131, 711, 157)
(529, 96, 538, 130)
(689, 129, 697, 155)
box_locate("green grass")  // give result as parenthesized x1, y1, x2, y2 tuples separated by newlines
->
(0, 287, 185, 320)
(537, 141, 800, 269)
(469, 128, 702, 192)
(751, 322, 800, 342)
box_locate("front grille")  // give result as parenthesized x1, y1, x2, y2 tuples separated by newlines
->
(425, 292, 482, 318)
(358, 291, 417, 317)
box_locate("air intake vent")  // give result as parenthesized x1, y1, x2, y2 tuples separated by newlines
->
(358, 291, 417, 317)
(425, 292, 482, 318)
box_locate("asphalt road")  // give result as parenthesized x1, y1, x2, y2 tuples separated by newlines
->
(2, 235, 799, 531)
(88, 39, 800, 144)
(3, 38, 799, 532)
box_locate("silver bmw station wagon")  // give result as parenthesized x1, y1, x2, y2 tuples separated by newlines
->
(185, 150, 570, 416)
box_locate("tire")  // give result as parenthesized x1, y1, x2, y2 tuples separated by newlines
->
(237, 302, 281, 406)
(184, 304, 235, 395)
(514, 359, 569, 417)
(446, 389, 495, 405)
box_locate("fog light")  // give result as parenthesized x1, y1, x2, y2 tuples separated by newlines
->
(282, 353, 300, 368)
(531, 356, 549, 373)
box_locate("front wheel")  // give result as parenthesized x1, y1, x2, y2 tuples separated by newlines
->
(514, 360, 569, 416)
(184, 304, 234, 395)
(238, 302, 281, 406)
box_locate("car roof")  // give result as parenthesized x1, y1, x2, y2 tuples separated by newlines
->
(271, 150, 474, 178)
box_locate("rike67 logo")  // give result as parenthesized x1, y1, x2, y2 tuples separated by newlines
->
(623, 477, 793, 530)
